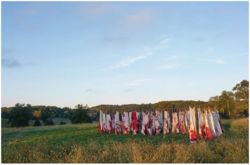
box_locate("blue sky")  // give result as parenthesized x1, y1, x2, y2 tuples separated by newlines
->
(2, 2, 248, 108)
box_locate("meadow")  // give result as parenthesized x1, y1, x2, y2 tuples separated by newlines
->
(1, 118, 249, 163)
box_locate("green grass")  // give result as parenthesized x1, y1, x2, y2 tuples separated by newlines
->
(2, 118, 249, 163)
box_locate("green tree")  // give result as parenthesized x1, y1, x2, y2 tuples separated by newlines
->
(232, 80, 249, 101)
(9, 104, 32, 127)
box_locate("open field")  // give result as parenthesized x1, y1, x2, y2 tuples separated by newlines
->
(1, 118, 249, 163)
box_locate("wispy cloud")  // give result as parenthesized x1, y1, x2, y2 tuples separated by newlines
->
(199, 58, 226, 65)
(158, 64, 176, 70)
(2, 58, 21, 68)
(127, 79, 150, 87)
(85, 88, 94, 93)
(109, 36, 171, 69)
(110, 55, 147, 69)
(124, 9, 155, 28)
(78, 3, 120, 15)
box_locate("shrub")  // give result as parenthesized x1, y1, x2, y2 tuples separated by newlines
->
(44, 119, 54, 126)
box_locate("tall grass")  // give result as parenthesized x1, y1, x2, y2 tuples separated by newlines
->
(2, 118, 248, 163)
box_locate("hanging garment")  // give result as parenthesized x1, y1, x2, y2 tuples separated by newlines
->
(99, 111, 103, 132)
(185, 110, 190, 131)
(189, 107, 197, 143)
(147, 111, 153, 135)
(163, 111, 171, 134)
(141, 111, 147, 135)
(204, 110, 213, 140)
(179, 111, 186, 134)
(111, 113, 115, 133)
(129, 112, 133, 132)
(172, 112, 178, 133)
(212, 111, 223, 137)
(102, 112, 107, 133)
(114, 111, 122, 134)
(122, 112, 130, 134)
(151, 111, 161, 135)
(156, 111, 163, 135)
(207, 109, 216, 137)
(198, 110, 206, 139)
(131, 111, 139, 135)
(106, 113, 112, 133)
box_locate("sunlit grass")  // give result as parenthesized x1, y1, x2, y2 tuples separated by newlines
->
(2, 118, 248, 163)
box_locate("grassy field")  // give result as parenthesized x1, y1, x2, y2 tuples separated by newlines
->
(1, 118, 249, 163)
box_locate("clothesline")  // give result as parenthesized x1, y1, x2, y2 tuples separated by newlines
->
(98, 106, 223, 143)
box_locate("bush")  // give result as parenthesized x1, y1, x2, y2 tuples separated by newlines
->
(44, 119, 54, 126)
(9, 104, 32, 127)
(33, 119, 41, 126)
(60, 121, 66, 125)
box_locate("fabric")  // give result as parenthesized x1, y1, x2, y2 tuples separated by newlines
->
(204, 110, 213, 140)
(179, 111, 186, 134)
(114, 111, 122, 134)
(122, 112, 130, 134)
(172, 112, 178, 133)
(198, 110, 206, 139)
(102, 112, 107, 132)
(212, 111, 223, 137)
(189, 107, 197, 143)
(106, 113, 112, 133)
(131, 111, 139, 134)
(99, 110, 103, 132)
(207, 109, 216, 137)
(163, 111, 171, 134)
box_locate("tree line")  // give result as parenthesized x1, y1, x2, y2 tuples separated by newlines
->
(1, 80, 248, 127)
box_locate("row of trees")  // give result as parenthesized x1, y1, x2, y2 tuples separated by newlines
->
(2, 80, 248, 127)
(2, 104, 93, 127)
(209, 80, 248, 118)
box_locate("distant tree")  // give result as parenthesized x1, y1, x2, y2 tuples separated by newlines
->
(69, 105, 92, 123)
(232, 80, 249, 101)
(8, 104, 32, 127)
(34, 119, 41, 126)
(44, 118, 54, 126)
(218, 91, 236, 118)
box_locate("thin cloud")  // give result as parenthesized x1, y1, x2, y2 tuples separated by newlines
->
(78, 3, 120, 15)
(109, 36, 170, 69)
(127, 79, 150, 87)
(199, 58, 226, 65)
(85, 88, 94, 93)
(158, 64, 176, 70)
(124, 9, 154, 27)
(2, 58, 21, 68)
(110, 55, 147, 69)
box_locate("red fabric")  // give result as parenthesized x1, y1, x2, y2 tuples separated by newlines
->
(132, 112, 139, 133)
(199, 125, 206, 139)
(189, 130, 197, 141)
(205, 127, 213, 140)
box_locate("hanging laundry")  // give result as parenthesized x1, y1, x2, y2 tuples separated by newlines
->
(106, 113, 112, 133)
(172, 112, 179, 133)
(99, 111, 103, 132)
(207, 109, 216, 137)
(179, 111, 186, 134)
(131, 111, 139, 135)
(147, 111, 153, 135)
(198, 109, 206, 139)
(141, 111, 147, 135)
(122, 112, 130, 134)
(212, 111, 223, 137)
(204, 110, 213, 140)
(156, 111, 163, 135)
(102, 111, 107, 133)
(114, 111, 122, 134)
(163, 111, 171, 134)
(189, 107, 197, 143)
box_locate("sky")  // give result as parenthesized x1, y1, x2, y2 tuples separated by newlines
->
(1, 2, 249, 108)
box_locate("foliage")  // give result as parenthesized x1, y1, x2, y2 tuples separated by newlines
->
(33, 119, 41, 126)
(2, 118, 248, 163)
(69, 108, 92, 124)
(44, 119, 54, 126)
(232, 80, 249, 101)
(8, 104, 33, 127)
